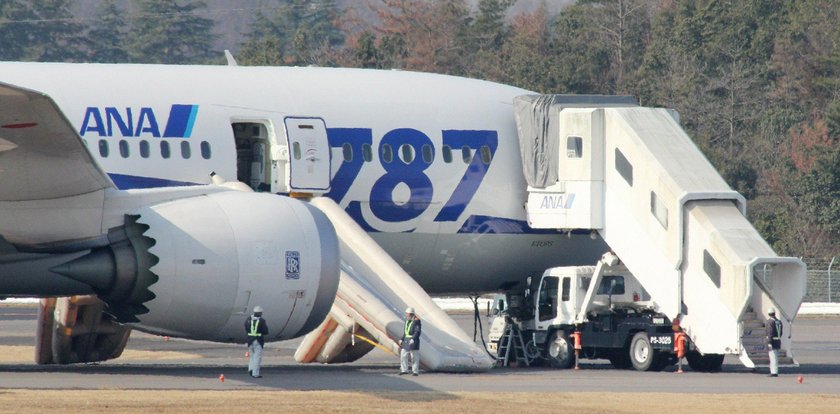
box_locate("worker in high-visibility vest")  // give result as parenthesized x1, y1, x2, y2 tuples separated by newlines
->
(766, 308, 782, 377)
(571, 326, 583, 370)
(244, 306, 269, 378)
(673, 322, 687, 374)
(398, 307, 422, 376)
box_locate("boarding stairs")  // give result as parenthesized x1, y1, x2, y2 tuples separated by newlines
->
(515, 95, 807, 368)
(495, 317, 530, 367)
(739, 309, 796, 367)
(293, 197, 494, 372)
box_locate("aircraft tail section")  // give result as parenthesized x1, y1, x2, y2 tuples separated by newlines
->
(294, 197, 494, 372)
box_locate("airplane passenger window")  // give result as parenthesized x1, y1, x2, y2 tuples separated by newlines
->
(362, 143, 373, 162)
(461, 146, 471, 163)
(480, 145, 492, 164)
(181, 141, 191, 159)
(119, 140, 129, 158)
(200, 141, 212, 159)
(342, 143, 353, 162)
(442, 145, 453, 163)
(422, 144, 433, 163)
(140, 140, 150, 158)
(399, 144, 414, 164)
(160, 141, 171, 159)
(292, 142, 301, 160)
(381, 143, 393, 163)
(98, 140, 109, 157)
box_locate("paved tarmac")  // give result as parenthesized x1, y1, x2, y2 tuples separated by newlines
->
(0, 305, 838, 393)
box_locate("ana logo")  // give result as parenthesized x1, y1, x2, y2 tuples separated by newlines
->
(539, 193, 576, 209)
(79, 104, 199, 138)
(285, 251, 300, 280)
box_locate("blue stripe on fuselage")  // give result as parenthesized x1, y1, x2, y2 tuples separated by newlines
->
(162, 104, 198, 138)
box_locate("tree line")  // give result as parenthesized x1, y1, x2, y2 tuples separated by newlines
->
(2, 0, 839, 257)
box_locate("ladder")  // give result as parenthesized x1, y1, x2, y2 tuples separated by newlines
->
(496, 317, 530, 367)
(739, 308, 797, 368)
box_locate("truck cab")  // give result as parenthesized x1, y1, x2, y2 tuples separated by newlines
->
(530, 265, 652, 330)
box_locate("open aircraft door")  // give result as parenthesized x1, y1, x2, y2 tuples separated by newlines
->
(284, 117, 331, 193)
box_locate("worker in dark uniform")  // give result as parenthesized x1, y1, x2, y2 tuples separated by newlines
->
(398, 307, 422, 376)
(765, 308, 782, 377)
(245, 305, 269, 378)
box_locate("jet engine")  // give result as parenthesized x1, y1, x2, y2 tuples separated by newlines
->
(52, 191, 340, 344)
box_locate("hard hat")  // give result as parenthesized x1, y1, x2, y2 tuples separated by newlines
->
(767, 308, 776, 315)
(405, 307, 415, 314)
(253, 306, 264, 314)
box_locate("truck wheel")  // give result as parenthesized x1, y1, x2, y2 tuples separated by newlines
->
(629, 332, 655, 371)
(546, 330, 574, 369)
(687, 351, 724, 372)
(650, 353, 671, 372)
(608, 352, 632, 369)
(703, 354, 724, 371)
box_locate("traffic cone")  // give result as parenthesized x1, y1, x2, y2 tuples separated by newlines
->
(797, 375, 804, 384)
(219, 374, 225, 382)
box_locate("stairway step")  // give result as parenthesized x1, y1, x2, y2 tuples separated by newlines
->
(747, 352, 789, 360)
(741, 336, 767, 346)
(742, 321, 764, 329)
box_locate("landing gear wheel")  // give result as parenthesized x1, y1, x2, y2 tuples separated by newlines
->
(629, 331, 655, 371)
(546, 330, 574, 369)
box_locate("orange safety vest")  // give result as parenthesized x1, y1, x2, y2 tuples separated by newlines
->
(674, 332, 686, 358)
(571, 330, 582, 350)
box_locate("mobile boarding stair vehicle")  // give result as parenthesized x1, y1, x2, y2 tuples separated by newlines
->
(488, 95, 807, 371)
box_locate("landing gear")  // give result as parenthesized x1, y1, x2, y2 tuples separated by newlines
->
(546, 330, 574, 368)
(36, 295, 131, 364)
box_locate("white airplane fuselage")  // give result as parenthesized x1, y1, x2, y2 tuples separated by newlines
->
(0, 62, 607, 293)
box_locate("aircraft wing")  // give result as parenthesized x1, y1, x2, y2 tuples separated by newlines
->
(0, 82, 113, 202)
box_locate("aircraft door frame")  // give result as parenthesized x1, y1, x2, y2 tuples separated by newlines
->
(231, 119, 280, 192)
(283, 116, 331, 193)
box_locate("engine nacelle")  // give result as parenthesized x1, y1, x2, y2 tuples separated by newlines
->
(53, 192, 340, 343)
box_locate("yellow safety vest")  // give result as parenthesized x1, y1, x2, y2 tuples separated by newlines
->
(404, 320, 414, 339)
(249, 318, 262, 337)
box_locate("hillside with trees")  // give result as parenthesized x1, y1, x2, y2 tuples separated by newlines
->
(1, 0, 838, 257)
